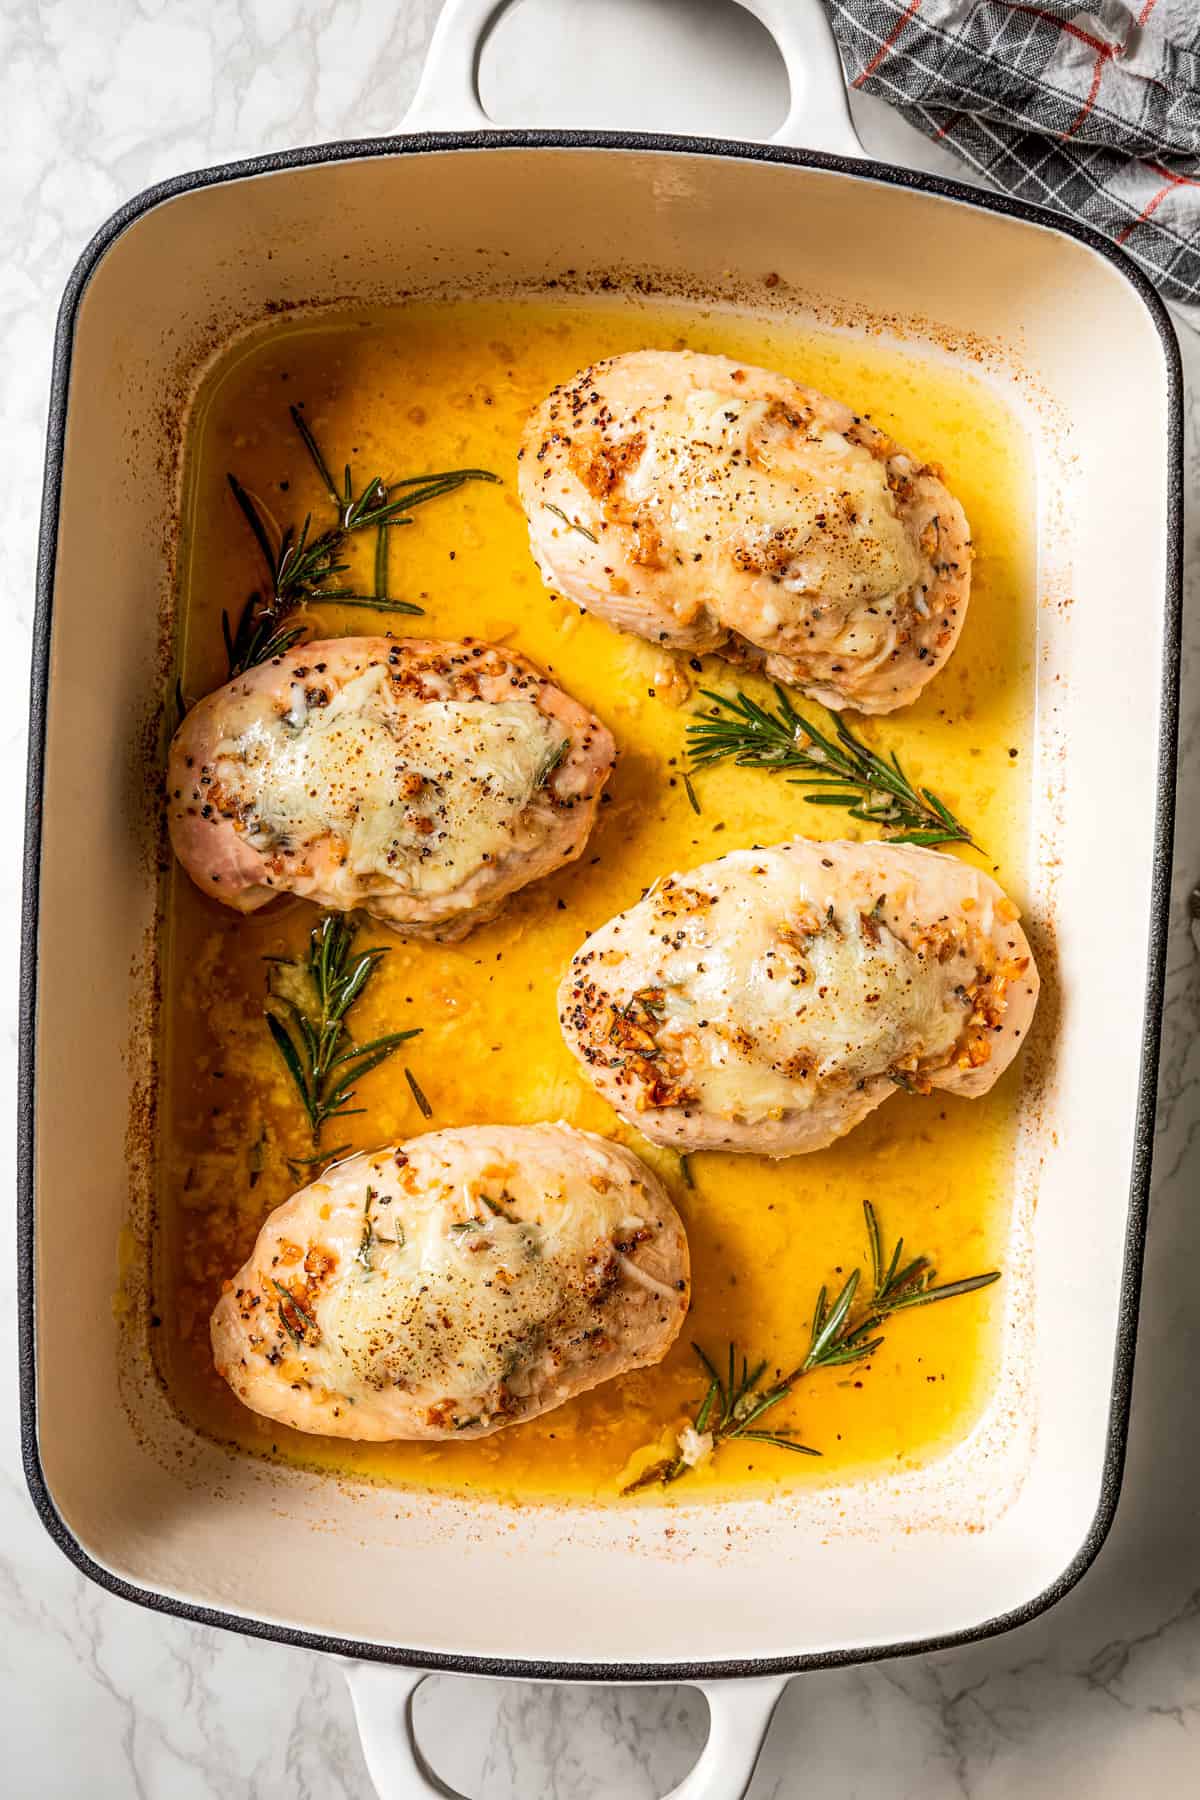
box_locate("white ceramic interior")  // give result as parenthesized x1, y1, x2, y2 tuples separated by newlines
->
(27, 139, 1177, 1675)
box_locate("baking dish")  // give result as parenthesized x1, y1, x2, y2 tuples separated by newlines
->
(19, 1, 1182, 1794)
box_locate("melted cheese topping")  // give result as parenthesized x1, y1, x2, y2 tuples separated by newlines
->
(622, 387, 921, 616)
(215, 666, 559, 896)
(631, 850, 965, 1122)
(314, 1141, 662, 1415)
(331, 1210, 558, 1406)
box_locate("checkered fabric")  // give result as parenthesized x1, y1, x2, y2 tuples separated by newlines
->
(821, 0, 1200, 305)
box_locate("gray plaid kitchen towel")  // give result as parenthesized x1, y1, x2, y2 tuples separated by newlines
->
(821, 0, 1200, 305)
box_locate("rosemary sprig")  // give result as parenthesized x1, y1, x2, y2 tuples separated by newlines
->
(264, 913, 421, 1147)
(221, 408, 499, 675)
(622, 1200, 998, 1494)
(686, 684, 977, 849)
(289, 403, 497, 532)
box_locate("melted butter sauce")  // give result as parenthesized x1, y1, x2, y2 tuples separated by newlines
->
(159, 295, 1036, 1503)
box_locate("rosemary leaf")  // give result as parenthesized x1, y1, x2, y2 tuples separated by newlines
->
(534, 739, 570, 791)
(392, 468, 500, 489)
(883, 1270, 1001, 1311)
(737, 1432, 821, 1454)
(865, 1198, 884, 1295)
(542, 501, 598, 543)
(374, 519, 389, 602)
(694, 1376, 719, 1434)
(271, 1277, 318, 1345)
(682, 770, 701, 815)
(289, 404, 341, 510)
(313, 595, 426, 614)
(328, 1030, 419, 1068)
(406, 1067, 433, 1120)
(803, 1271, 860, 1371)
(357, 1189, 376, 1272)
(265, 1011, 317, 1132)
(227, 474, 281, 576)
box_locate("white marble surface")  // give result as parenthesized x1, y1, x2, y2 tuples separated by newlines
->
(3, 1, 1200, 1794)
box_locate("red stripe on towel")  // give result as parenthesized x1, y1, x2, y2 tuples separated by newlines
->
(1115, 162, 1198, 244)
(1062, 47, 1112, 140)
(853, 0, 924, 88)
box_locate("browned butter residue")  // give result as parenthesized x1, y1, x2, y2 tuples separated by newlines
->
(157, 296, 1036, 1503)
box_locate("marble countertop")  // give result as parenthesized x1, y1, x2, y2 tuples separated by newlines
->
(4, 2, 1199, 1794)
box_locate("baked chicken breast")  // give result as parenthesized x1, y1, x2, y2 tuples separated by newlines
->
(559, 839, 1038, 1157)
(519, 350, 971, 714)
(168, 637, 615, 940)
(211, 1123, 689, 1441)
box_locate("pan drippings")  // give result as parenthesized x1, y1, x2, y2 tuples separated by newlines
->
(158, 295, 1036, 1503)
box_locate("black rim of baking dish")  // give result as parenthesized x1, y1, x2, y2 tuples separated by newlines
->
(19, 128, 1184, 1685)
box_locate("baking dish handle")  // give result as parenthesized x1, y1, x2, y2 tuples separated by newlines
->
(345, 1662, 789, 1799)
(401, 0, 863, 158)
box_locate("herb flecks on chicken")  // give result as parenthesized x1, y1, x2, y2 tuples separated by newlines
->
(222, 405, 500, 676)
(622, 1200, 998, 1494)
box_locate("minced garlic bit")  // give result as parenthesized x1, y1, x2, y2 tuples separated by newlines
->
(651, 656, 693, 709)
(677, 1424, 714, 1468)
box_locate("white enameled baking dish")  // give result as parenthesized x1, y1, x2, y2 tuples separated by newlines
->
(20, 3, 1182, 1794)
